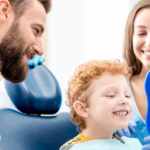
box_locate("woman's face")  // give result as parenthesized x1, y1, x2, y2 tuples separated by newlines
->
(133, 8, 150, 68)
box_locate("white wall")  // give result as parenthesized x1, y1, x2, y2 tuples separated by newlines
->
(83, 0, 128, 60)
(47, 0, 84, 112)
(46, 0, 139, 112)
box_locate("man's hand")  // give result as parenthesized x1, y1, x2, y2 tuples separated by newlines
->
(28, 55, 45, 67)
(117, 122, 136, 137)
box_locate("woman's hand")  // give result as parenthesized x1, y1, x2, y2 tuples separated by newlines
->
(142, 136, 150, 150)
(116, 122, 136, 137)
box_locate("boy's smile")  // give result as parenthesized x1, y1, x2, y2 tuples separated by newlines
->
(112, 108, 130, 120)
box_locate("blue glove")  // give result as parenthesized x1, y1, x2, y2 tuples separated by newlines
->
(116, 122, 136, 137)
(143, 136, 150, 150)
(28, 55, 45, 67)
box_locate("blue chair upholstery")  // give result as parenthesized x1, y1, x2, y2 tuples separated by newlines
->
(0, 65, 78, 150)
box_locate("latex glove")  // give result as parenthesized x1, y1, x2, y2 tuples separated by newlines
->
(116, 122, 136, 137)
(28, 55, 45, 67)
(142, 136, 150, 150)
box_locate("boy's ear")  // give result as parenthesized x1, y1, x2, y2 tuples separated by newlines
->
(0, 0, 12, 24)
(73, 101, 88, 118)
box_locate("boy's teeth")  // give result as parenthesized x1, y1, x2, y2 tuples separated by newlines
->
(114, 111, 127, 116)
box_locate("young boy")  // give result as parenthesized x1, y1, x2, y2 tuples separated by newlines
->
(60, 60, 142, 150)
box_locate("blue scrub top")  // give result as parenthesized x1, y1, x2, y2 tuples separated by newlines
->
(129, 81, 149, 145)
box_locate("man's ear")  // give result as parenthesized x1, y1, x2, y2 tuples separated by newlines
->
(0, 0, 12, 24)
(73, 101, 88, 118)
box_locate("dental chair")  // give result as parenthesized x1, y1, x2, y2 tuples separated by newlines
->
(0, 65, 78, 150)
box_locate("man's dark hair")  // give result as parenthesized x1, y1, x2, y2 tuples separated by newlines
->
(39, 0, 51, 13)
(8, 0, 51, 17)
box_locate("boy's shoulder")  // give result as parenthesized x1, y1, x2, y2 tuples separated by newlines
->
(59, 133, 92, 150)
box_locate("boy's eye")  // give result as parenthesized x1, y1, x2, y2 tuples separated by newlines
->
(125, 95, 131, 98)
(106, 95, 115, 98)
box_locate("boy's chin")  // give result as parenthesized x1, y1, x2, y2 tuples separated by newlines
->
(115, 122, 129, 130)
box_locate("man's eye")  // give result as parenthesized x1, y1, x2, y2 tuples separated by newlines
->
(33, 28, 40, 35)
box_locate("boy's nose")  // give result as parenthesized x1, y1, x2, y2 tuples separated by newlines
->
(118, 97, 127, 105)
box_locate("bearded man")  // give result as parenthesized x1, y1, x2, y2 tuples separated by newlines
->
(0, 0, 51, 83)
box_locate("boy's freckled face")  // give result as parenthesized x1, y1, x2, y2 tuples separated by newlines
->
(85, 72, 133, 132)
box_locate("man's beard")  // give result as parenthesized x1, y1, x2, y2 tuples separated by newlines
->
(0, 21, 29, 83)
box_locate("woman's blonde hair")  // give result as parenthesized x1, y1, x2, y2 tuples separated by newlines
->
(67, 60, 130, 130)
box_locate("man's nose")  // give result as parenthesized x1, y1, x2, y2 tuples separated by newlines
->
(33, 39, 43, 56)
